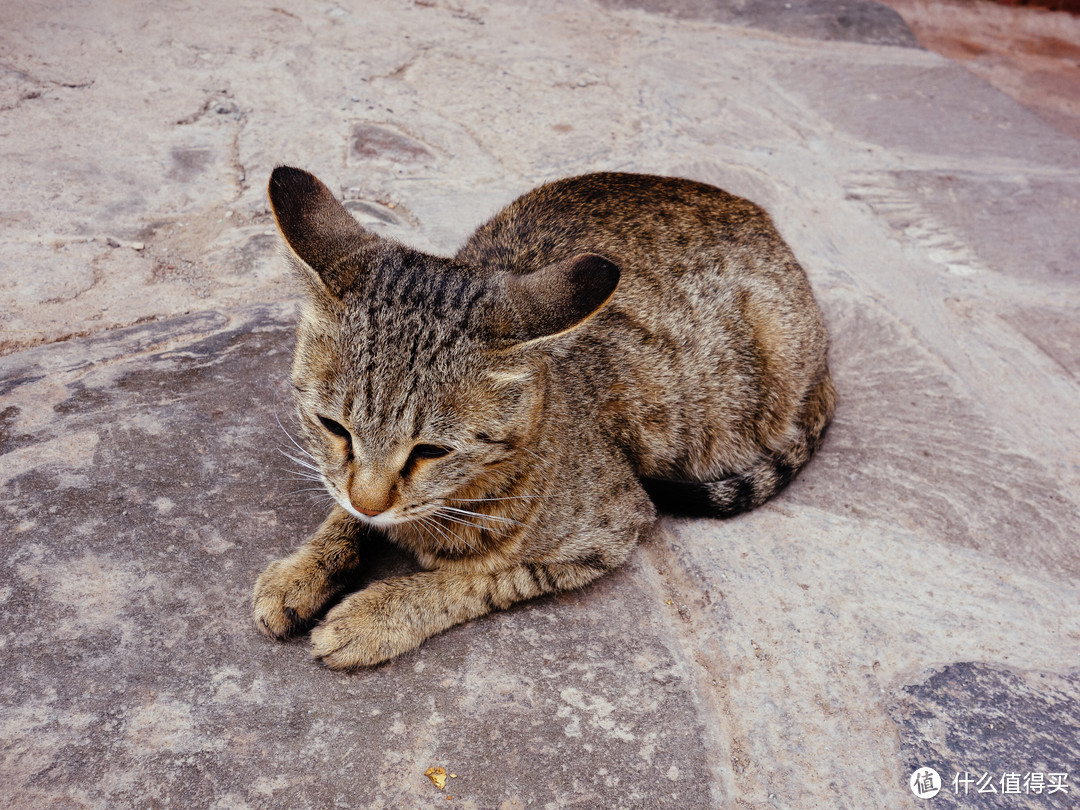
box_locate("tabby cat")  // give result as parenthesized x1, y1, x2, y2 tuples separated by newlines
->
(253, 167, 835, 668)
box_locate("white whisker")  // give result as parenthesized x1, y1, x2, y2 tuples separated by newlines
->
(430, 508, 519, 539)
(417, 515, 453, 544)
(417, 514, 474, 551)
(436, 505, 525, 527)
(517, 446, 547, 464)
(413, 518, 438, 547)
(433, 511, 494, 532)
(277, 448, 322, 474)
(274, 403, 316, 461)
(441, 494, 544, 503)
(277, 468, 324, 482)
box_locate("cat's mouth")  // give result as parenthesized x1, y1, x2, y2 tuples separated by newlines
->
(337, 498, 401, 526)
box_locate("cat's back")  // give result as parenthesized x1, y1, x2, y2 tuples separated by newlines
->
(456, 172, 831, 482)
(456, 172, 777, 278)
(456, 172, 820, 354)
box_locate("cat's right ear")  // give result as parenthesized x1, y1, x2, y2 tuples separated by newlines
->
(489, 253, 621, 347)
(268, 166, 376, 297)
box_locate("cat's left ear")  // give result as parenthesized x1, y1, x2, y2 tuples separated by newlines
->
(491, 253, 620, 346)
(268, 166, 378, 297)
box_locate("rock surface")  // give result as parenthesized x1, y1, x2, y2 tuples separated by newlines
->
(880, 0, 1080, 140)
(2, 1, 1079, 807)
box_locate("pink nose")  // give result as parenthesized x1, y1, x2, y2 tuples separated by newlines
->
(355, 506, 383, 517)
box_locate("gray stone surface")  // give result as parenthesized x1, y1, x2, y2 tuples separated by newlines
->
(1, 310, 718, 807)
(893, 663, 1080, 809)
(597, 0, 920, 47)
(2, 0, 1080, 807)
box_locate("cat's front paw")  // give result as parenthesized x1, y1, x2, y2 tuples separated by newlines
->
(310, 583, 423, 669)
(252, 555, 336, 639)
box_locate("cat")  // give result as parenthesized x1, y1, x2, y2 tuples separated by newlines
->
(253, 166, 835, 669)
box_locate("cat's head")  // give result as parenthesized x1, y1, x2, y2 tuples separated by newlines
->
(268, 166, 619, 527)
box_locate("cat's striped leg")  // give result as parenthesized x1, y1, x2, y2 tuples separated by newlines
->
(309, 545, 639, 669)
(253, 505, 367, 638)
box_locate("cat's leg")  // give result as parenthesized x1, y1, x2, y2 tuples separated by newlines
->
(253, 505, 366, 638)
(309, 485, 655, 669)
(309, 554, 630, 669)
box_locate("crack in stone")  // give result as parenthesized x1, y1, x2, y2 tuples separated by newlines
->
(38, 257, 106, 308)
(173, 92, 249, 199)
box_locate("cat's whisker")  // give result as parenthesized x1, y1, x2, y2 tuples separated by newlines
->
(429, 508, 517, 539)
(277, 448, 322, 474)
(416, 514, 477, 553)
(280, 470, 323, 480)
(278, 451, 320, 471)
(441, 494, 545, 503)
(287, 483, 334, 501)
(430, 506, 488, 524)
(517, 446, 547, 464)
(414, 511, 489, 555)
(436, 517, 516, 537)
(277, 468, 325, 482)
(416, 515, 453, 544)
(412, 518, 438, 548)
(448, 526, 487, 556)
(436, 505, 525, 527)
(274, 404, 317, 461)
(431, 511, 497, 533)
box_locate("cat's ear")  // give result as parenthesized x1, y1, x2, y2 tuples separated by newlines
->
(267, 166, 377, 296)
(494, 253, 620, 345)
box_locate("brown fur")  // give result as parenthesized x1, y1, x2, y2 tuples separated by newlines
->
(252, 168, 835, 668)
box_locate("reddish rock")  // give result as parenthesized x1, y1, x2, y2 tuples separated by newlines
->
(880, 0, 1080, 139)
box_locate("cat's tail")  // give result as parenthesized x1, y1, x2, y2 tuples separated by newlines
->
(642, 371, 836, 518)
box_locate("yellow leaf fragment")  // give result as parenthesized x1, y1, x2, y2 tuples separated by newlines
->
(425, 765, 448, 790)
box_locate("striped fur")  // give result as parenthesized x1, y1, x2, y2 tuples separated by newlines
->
(643, 369, 836, 517)
(253, 167, 834, 668)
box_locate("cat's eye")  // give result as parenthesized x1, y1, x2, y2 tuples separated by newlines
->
(409, 444, 451, 461)
(317, 415, 351, 439)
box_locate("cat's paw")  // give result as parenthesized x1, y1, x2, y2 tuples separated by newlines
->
(310, 583, 423, 669)
(252, 556, 335, 639)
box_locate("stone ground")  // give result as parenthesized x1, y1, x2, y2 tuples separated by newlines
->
(2, 1, 1079, 808)
(880, 0, 1080, 140)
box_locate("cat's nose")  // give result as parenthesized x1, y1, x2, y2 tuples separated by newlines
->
(348, 468, 393, 516)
